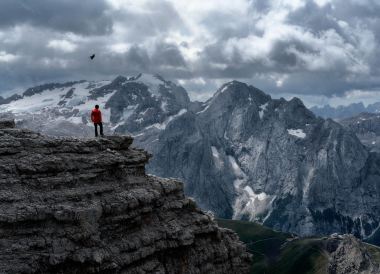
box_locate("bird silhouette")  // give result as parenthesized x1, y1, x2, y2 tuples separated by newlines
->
(90, 54, 95, 60)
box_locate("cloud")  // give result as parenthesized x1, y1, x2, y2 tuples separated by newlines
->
(0, 51, 19, 63)
(1, 0, 380, 106)
(47, 40, 78, 53)
(0, 0, 113, 35)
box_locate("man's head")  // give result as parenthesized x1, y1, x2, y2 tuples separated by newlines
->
(95, 105, 99, 109)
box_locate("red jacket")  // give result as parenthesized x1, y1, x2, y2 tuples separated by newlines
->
(91, 108, 102, 123)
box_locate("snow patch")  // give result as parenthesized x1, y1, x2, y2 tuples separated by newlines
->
(227, 154, 277, 223)
(67, 116, 83, 125)
(132, 132, 145, 138)
(135, 117, 144, 123)
(259, 102, 268, 119)
(244, 186, 268, 201)
(122, 105, 138, 120)
(218, 82, 234, 94)
(146, 109, 187, 130)
(223, 130, 229, 140)
(0, 86, 72, 113)
(72, 87, 117, 123)
(211, 146, 223, 168)
(196, 103, 210, 114)
(233, 185, 276, 223)
(228, 156, 244, 178)
(287, 129, 306, 139)
(133, 74, 165, 95)
(220, 85, 229, 94)
(161, 100, 168, 112)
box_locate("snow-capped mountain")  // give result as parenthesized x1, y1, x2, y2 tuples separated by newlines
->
(2, 74, 380, 241)
(0, 74, 192, 137)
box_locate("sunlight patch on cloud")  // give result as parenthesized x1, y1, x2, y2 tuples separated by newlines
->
(0, 51, 19, 63)
(108, 43, 131, 54)
(47, 40, 77, 53)
(314, 0, 332, 7)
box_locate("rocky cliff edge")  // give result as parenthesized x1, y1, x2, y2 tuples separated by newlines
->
(0, 120, 251, 274)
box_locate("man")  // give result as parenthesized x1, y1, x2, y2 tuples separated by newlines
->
(91, 105, 104, 137)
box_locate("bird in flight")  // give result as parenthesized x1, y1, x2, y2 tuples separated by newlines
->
(90, 54, 95, 60)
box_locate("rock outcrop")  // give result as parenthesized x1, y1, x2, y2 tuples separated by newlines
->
(327, 235, 380, 274)
(0, 121, 251, 273)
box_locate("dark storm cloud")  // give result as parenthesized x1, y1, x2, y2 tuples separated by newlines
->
(151, 43, 187, 67)
(0, 23, 189, 91)
(0, 0, 113, 35)
(188, 0, 380, 98)
(113, 0, 187, 42)
(287, 2, 341, 34)
(1, 0, 380, 105)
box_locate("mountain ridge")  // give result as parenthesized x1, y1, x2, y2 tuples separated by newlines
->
(311, 102, 380, 119)
(1, 74, 380, 242)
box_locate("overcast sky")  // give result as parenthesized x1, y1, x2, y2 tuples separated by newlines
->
(1, 0, 380, 106)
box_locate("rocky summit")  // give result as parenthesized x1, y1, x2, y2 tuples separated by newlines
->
(0, 120, 251, 274)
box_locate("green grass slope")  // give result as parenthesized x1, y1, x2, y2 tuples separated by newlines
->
(217, 219, 329, 274)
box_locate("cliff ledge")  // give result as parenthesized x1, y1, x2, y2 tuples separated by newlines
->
(0, 120, 251, 273)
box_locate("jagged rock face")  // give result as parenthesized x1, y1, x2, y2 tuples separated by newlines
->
(327, 235, 380, 274)
(136, 81, 380, 239)
(339, 113, 380, 153)
(2, 75, 380, 240)
(0, 122, 251, 273)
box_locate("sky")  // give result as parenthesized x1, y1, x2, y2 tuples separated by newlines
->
(1, 0, 380, 107)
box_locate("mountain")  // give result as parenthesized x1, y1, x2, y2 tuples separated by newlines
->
(0, 120, 251, 273)
(0, 74, 194, 137)
(339, 112, 380, 153)
(217, 219, 380, 274)
(2, 74, 380, 242)
(141, 81, 380, 240)
(310, 102, 380, 119)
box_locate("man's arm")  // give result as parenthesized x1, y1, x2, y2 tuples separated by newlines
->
(90, 111, 95, 122)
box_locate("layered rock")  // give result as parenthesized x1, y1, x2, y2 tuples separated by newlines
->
(0, 121, 251, 273)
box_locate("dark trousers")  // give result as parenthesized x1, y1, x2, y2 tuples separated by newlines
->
(94, 122, 103, 137)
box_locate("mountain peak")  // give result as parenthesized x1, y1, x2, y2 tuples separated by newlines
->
(207, 81, 271, 107)
(112, 75, 128, 84)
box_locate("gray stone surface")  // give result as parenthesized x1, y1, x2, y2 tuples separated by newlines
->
(339, 112, 380, 152)
(0, 122, 251, 274)
(135, 81, 380, 240)
(0, 119, 15, 129)
(327, 235, 380, 274)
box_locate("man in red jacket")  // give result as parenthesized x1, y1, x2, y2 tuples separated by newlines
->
(91, 105, 104, 137)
